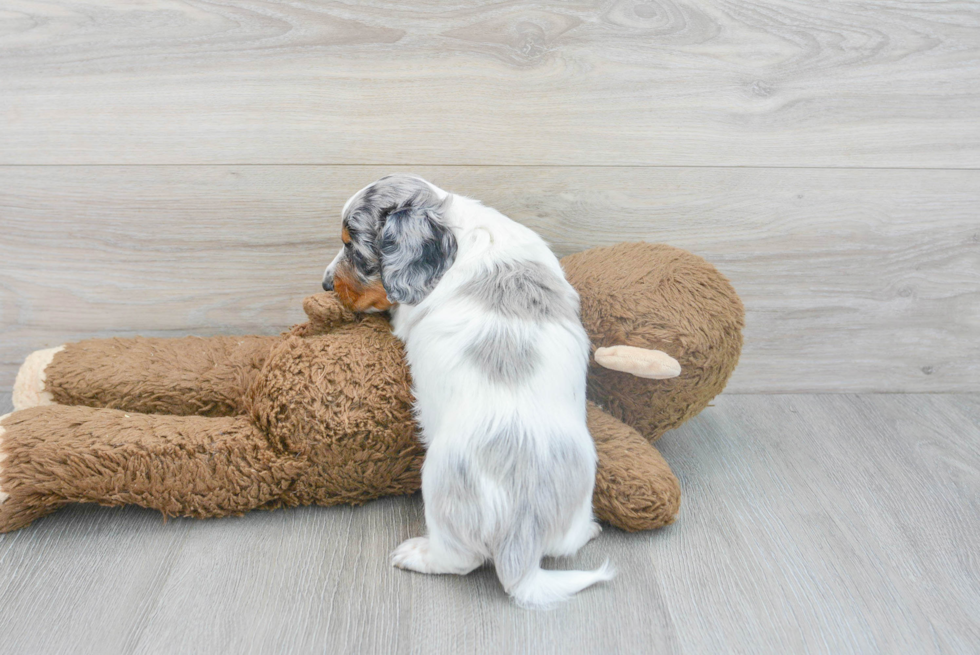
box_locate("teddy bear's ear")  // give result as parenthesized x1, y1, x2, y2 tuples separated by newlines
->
(301, 293, 357, 331)
(594, 346, 681, 380)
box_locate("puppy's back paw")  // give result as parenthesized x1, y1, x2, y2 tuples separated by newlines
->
(391, 536, 432, 572)
(391, 536, 483, 575)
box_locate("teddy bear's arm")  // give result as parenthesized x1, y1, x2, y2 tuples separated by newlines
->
(0, 405, 306, 533)
(14, 336, 278, 417)
(291, 293, 359, 336)
(587, 401, 681, 531)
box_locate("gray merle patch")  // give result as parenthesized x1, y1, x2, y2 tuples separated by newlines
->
(461, 260, 576, 322)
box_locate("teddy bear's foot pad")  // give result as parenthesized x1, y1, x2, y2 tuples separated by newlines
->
(12, 346, 65, 411)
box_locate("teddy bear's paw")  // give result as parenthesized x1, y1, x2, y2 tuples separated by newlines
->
(0, 414, 61, 533)
(12, 346, 65, 411)
(595, 345, 681, 380)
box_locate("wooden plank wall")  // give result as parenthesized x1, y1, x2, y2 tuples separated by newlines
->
(1, 0, 978, 393)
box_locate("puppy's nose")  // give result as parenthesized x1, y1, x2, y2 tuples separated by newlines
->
(322, 277, 334, 292)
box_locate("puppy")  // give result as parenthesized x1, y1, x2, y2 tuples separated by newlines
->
(323, 174, 614, 608)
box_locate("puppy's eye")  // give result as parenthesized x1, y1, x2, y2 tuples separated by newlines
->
(344, 241, 352, 250)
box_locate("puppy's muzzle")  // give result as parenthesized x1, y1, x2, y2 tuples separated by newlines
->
(322, 251, 342, 292)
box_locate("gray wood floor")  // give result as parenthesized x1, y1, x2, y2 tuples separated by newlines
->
(1, 392, 977, 655)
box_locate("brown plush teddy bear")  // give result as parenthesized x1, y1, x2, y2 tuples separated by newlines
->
(0, 243, 743, 534)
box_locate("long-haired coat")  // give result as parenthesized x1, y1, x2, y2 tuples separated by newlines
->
(322, 175, 614, 608)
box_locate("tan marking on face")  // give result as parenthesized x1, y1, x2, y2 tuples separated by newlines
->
(341, 226, 351, 245)
(333, 267, 392, 312)
(354, 281, 393, 312)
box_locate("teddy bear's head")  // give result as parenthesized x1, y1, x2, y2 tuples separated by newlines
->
(560, 243, 744, 443)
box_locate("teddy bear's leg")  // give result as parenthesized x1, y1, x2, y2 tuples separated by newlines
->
(12, 335, 279, 417)
(0, 405, 306, 533)
(587, 401, 681, 531)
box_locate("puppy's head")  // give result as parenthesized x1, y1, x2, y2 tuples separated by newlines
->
(323, 175, 458, 312)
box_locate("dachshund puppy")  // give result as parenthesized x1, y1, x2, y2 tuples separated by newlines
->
(323, 175, 614, 608)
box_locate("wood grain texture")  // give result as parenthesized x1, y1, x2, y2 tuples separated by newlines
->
(1, 165, 977, 393)
(1, 0, 978, 166)
(0, 393, 977, 654)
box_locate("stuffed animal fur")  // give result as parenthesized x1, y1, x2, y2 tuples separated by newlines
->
(0, 243, 743, 534)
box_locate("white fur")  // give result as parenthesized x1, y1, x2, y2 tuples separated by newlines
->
(379, 182, 615, 608)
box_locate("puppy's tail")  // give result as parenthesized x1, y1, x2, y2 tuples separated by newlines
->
(500, 557, 616, 610)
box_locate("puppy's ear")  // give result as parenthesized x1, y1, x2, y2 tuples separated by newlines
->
(378, 199, 457, 305)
